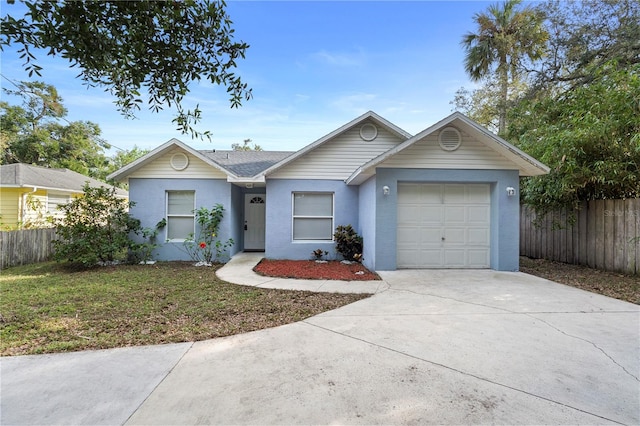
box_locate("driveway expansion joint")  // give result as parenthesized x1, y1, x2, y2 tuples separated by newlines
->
(124, 342, 195, 425)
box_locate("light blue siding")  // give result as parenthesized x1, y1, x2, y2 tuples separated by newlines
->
(265, 179, 359, 261)
(374, 168, 520, 271)
(128, 178, 239, 261)
(358, 176, 377, 271)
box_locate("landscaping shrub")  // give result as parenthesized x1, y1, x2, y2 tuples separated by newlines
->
(333, 224, 363, 262)
(182, 204, 234, 264)
(53, 183, 140, 268)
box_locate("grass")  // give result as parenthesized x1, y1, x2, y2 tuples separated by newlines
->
(3, 258, 637, 356)
(0, 262, 369, 356)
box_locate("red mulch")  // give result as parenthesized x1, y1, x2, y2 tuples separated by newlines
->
(254, 259, 380, 281)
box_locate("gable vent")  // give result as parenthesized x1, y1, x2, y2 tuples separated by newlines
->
(170, 152, 189, 171)
(438, 127, 462, 151)
(359, 123, 378, 141)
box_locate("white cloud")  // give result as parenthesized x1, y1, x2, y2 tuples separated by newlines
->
(311, 48, 366, 67)
(330, 92, 378, 115)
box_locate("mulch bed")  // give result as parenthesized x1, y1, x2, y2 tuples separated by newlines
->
(254, 259, 380, 281)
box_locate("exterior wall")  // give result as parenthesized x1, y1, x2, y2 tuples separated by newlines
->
(128, 178, 237, 261)
(270, 121, 405, 180)
(0, 188, 52, 229)
(128, 148, 227, 179)
(378, 130, 516, 171)
(358, 176, 377, 271)
(0, 188, 22, 228)
(374, 168, 520, 271)
(265, 179, 359, 261)
(230, 185, 244, 252)
(21, 190, 47, 226)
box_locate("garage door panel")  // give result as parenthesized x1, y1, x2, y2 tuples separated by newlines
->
(421, 206, 443, 223)
(398, 183, 490, 269)
(444, 249, 466, 266)
(443, 184, 466, 202)
(397, 206, 422, 223)
(397, 227, 420, 245)
(444, 206, 465, 223)
(467, 185, 491, 202)
(419, 184, 442, 203)
(468, 228, 490, 245)
(444, 228, 465, 244)
(468, 250, 490, 268)
(419, 250, 444, 267)
(468, 206, 490, 222)
(397, 184, 421, 203)
(420, 228, 442, 244)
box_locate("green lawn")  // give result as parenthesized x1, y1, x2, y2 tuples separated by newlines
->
(0, 262, 369, 356)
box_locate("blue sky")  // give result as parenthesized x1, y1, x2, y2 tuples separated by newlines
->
(1, 1, 496, 153)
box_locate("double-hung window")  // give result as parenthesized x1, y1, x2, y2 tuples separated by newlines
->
(166, 191, 195, 240)
(292, 192, 333, 241)
(47, 193, 70, 214)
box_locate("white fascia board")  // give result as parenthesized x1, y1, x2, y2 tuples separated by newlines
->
(261, 111, 412, 178)
(346, 112, 549, 183)
(2, 184, 77, 193)
(345, 115, 457, 184)
(106, 138, 238, 181)
(455, 114, 550, 176)
(226, 175, 266, 184)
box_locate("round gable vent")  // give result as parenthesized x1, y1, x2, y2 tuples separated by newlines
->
(170, 152, 189, 171)
(360, 123, 378, 141)
(438, 127, 462, 151)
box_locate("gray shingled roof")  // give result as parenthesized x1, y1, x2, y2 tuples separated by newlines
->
(0, 163, 128, 197)
(201, 150, 295, 177)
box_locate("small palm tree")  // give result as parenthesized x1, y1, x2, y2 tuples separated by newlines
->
(461, 0, 547, 135)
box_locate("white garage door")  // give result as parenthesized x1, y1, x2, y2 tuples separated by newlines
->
(397, 183, 490, 268)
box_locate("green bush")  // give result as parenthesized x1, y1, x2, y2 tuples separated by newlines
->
(183, 204, 234, 264)
(333, 225, 363, 263)
(53, 183, 140, 268)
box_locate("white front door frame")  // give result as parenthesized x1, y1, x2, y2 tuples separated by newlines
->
(244, 194, 266, 251)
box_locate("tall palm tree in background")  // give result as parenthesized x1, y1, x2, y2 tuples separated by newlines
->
(461, 0, 547, 135)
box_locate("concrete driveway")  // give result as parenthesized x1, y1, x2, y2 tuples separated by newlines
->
(2, 268, 638, 425)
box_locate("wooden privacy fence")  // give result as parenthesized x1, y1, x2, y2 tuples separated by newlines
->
(0, 228, 57, 269)
(520, 199, 640, 275)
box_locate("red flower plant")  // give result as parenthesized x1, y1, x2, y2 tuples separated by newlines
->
(199, 242, 207, 249)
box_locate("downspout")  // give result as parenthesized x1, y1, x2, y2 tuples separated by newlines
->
(20, 186, 38, 226)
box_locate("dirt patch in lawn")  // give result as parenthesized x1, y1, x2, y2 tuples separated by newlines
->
(520, 257, 639, 305)
(254, 259, 380, 281)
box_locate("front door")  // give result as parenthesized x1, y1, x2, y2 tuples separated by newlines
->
(244, 194, 266, 251)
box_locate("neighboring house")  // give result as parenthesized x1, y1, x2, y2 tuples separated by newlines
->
(0, 163, 127, 229)
(108, 111, 549, 271)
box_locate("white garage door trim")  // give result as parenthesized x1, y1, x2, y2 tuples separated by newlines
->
(397, 183, 490, 268)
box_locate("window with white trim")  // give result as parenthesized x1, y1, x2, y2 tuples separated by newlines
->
(47, 193, 70, 214)
(166, 191, 195, 240)
(292, 192, 334, 241)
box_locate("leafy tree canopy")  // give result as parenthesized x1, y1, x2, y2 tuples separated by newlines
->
(1, 80, 150, 184)
(455, 0, 640, 215)
(461, 0, 547, 134)
(508, 62, 640, 214)
(1, 0, 252, 139)
(529, 0, 640, 92)
(231, 138, 262, 151)
(1, 81, 111, 177)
